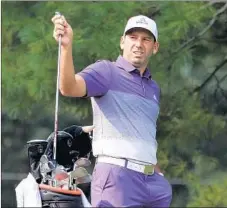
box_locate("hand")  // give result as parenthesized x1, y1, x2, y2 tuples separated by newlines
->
(51, 13, 73, 47)
(82, 125, 95, 133)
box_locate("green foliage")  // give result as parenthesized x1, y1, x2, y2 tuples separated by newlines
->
(158, 91, 226, 176)
(187, 174, 227, 207)
(2, 1, 217, 120)
(2, 1, 158, 120)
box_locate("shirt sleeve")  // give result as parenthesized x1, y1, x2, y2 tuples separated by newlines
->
(78, 60, 112, 97)
(150, 79, 161, 104)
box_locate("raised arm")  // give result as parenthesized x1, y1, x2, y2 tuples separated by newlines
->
(51, 13, 86, 97)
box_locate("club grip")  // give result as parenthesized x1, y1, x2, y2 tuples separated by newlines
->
(55, 11, 62, 16)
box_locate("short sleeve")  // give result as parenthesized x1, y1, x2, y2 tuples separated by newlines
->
(78, 60, 111, 97)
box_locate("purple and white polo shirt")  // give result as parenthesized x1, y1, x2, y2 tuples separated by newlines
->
(78, 55, 160, 165)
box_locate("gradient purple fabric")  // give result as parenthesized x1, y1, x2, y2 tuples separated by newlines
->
(78, 56, 160, 165)
(78, 56, 172, 207)
(91, 163, 172, 207)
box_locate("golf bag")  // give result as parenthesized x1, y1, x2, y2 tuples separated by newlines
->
(25, 125, 92, 208)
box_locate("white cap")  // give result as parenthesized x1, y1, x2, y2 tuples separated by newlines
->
(123, 15, 158, 41)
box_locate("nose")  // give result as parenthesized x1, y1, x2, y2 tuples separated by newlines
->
(135, 38, 143, 48)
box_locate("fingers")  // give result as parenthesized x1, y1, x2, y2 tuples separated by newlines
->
(54, 24, 65, 37)
(51, 14, 68, 40)
(52, 14, 67, 26)
(51, 13, 67, 25)
(82, 125, 95, 133)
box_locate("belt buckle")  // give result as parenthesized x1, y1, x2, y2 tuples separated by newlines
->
(144, 165, 154, 175)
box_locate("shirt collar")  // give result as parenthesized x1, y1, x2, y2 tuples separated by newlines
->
(115, 55, 152, 79)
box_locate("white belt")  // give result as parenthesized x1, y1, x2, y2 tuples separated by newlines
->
(97, 156, 154, 175)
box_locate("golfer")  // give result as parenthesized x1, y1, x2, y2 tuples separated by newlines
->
(52, 14, 172, 207)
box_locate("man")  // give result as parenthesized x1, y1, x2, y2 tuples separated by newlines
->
(52, 14, 172, 207)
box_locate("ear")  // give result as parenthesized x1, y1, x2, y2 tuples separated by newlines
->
(120, 36, 125, 50)
(152, 41, 159, 55)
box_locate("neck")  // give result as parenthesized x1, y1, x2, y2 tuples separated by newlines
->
(121, 55, 148, 76)
(138, 67, 146, 76)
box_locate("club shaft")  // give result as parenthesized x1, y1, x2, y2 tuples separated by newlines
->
(53, 35, 62, 160)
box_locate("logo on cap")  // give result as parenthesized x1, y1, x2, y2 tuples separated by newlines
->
(136, 17, 148, 25)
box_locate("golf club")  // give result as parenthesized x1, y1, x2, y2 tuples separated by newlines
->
(56, 176, 69, 187)
(40, 155, 55, 173)
(75, 174, 92, 185)
(73, 158, 91, 170)
(52, 165, 69, 185)
(68, 167, 90, 190)
(53, 11, 62, 161)
(40, 155, 55, 183)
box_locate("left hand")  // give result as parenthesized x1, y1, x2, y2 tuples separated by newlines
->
(82, 125, 95, 133)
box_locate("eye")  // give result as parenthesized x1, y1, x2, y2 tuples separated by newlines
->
(144, 37, 152, 42)
(129, 35, 137, 40)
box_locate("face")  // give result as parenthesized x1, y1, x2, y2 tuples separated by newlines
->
(120, 28, 159, 70)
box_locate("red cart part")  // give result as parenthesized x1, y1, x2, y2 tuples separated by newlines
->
(39, 184, 81, 195)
